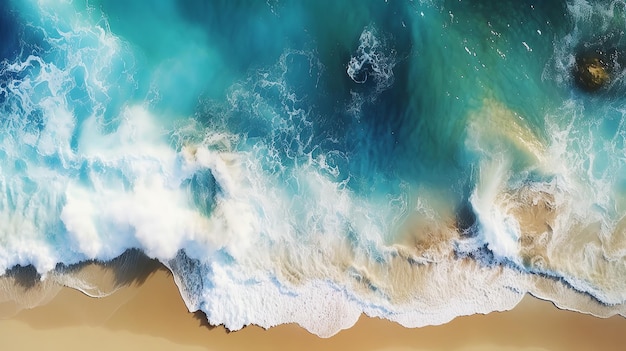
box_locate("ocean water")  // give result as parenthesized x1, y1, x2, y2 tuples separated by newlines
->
(1, 0, 626, 336)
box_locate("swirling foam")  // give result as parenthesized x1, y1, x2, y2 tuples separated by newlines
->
(2, 0, 626, 338)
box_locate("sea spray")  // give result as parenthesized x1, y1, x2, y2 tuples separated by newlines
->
(1, 0, 626, 337)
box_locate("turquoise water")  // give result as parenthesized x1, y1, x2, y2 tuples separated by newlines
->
(2, 0, 626, 336)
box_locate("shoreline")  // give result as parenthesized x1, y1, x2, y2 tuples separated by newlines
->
(1, 263, 626, 351)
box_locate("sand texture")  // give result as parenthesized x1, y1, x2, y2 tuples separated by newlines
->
(1, 260, 625, 351)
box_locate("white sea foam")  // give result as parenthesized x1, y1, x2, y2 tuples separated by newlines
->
(167, 243, 528, 337)
(469, 156, 522, 262)
(0, 1, 211, 272)
(347, 25, 396, 94)
(538, 1, 626, 296)
(4, 0, 626, 338)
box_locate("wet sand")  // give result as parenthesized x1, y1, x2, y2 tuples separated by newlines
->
(0, 263, 625, 351)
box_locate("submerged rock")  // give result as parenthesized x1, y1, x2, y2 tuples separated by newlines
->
(574, 53, 610, 92)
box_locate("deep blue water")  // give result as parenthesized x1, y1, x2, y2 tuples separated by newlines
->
(2, 0, 626, 336)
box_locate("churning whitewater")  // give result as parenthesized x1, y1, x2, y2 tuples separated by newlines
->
(1, 0, 626, 337)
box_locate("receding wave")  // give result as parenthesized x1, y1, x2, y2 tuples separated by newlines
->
(1, 0, 626, 338)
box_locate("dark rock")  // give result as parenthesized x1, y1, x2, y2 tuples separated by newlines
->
(574, 53, 611, 92)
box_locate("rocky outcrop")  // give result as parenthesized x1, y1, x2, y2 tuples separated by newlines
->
(574, 53, 611, 92)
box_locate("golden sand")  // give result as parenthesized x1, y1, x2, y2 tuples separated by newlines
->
(0, 265, 625, 351)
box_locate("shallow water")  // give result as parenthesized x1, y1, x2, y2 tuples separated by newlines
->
(1, 0, 626, 336)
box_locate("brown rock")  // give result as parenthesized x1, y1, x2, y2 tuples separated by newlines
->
(574, 54, 610, 92)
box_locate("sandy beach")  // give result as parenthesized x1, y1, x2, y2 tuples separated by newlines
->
(0, 259, 624, 351)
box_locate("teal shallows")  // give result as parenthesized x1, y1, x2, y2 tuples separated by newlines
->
(3, 0, 626, 332)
